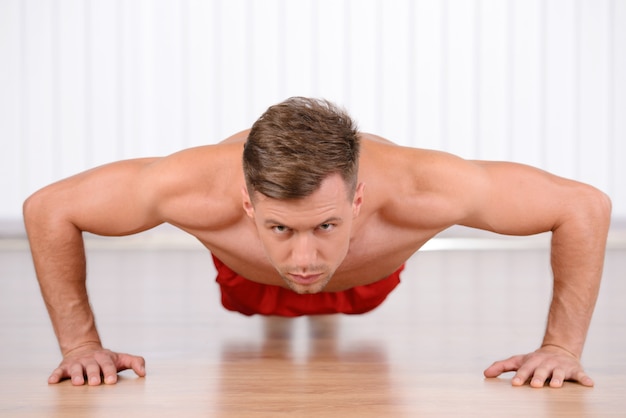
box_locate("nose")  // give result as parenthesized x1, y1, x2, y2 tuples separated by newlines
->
(291, 233, 317, 270)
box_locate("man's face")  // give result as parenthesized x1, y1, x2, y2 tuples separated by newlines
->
(243, 174, 364, 294)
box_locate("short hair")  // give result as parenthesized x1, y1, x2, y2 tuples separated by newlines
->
(243, 97, 360, 201)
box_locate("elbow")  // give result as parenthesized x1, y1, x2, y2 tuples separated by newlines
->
(590, 187, 612, 224)
(23, 189, 46, 231)
(23, 187, 60, 232)
(23, 186, 85, 247)
(575, 185, 612, 231)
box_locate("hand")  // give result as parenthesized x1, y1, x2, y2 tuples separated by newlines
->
(48, 346, 146, 386)
(483, 345, 594, 388)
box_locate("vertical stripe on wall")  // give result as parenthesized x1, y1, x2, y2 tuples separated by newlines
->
(0, 0, 624, 220)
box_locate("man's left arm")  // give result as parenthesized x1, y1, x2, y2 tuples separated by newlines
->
(457, 161, 612, 388)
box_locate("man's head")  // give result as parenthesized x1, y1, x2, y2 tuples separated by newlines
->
(243, 97, 360, 201)
(241, 97, 364, 294)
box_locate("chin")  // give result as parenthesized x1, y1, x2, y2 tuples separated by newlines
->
(283, 274, 333, 295)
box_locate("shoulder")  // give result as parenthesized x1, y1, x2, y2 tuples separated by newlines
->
(359, 133, 484, 190)
(141, 140, 246, 229)
(145, 142, 243, 190)
(359, 133, 489, 230)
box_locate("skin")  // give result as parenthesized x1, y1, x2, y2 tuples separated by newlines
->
(242, 177, 365, 295)
(23, 130, 611, 388)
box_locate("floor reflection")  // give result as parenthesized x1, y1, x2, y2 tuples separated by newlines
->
(215, 315, 401, 415)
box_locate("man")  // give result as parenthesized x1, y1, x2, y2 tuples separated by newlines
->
(23, 97, 611, 388)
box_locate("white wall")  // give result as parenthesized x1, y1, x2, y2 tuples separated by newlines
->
(1, 0, 625, 221)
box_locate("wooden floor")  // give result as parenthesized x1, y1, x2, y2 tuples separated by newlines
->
(1, 235, 625, 417)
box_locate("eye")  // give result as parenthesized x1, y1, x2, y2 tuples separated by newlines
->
(272, 225, 289, 234)
(318, 223, 335, 231)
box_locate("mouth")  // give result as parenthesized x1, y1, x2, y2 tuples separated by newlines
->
(288, 273, 323, 285)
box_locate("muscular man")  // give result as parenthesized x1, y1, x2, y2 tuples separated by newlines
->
(23, 97, 611, 388)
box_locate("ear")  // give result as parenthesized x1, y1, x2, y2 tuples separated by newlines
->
(241, 186, 255, 218)
(352, 182, 365, 217)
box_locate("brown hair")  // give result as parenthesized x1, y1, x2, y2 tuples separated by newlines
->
(243, 97, 360, 201)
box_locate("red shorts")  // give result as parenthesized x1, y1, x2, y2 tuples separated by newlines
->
(212, 255, 403, 317)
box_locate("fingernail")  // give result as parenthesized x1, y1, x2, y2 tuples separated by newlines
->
(512, 377, 521, 385)
(105, 375, 116, 384)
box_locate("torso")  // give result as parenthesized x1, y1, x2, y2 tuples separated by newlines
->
(157, 131, 454, 292)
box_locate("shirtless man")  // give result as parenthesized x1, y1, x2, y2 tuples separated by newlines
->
(23, 97, 611, 388)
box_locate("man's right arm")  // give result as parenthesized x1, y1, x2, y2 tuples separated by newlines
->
(23, 158, 163, 385)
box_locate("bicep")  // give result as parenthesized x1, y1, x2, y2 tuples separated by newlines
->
(460, 161, 581, 236)
(30, 158, 164, 236)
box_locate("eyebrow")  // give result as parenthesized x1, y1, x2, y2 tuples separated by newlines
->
(263, 216, 344, 228)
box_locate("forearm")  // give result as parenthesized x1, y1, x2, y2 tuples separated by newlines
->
(542, 192, 611, 358)
(24, 197, 102, 356)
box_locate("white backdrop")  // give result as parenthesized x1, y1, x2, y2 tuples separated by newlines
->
(1, 0, 625, 221)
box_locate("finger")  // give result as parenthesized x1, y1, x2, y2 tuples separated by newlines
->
(69, 363, 86, 386)
(100, 361, 117, 385)
(511, 372, 529, 386)
(483, 355, 523, 378)
(574, 371, 595, 387)
(133, 356, 147, 377)
(549, 368, 566, 388)
(512, 361, 541, 387)
(48, 367, 66, 384)
(529, 366, 552, 388)
(101, 364, 118, 385)
(116, 354, 146, 377)
(94, 352, 119, 385)
(85, 361, 103, 386)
